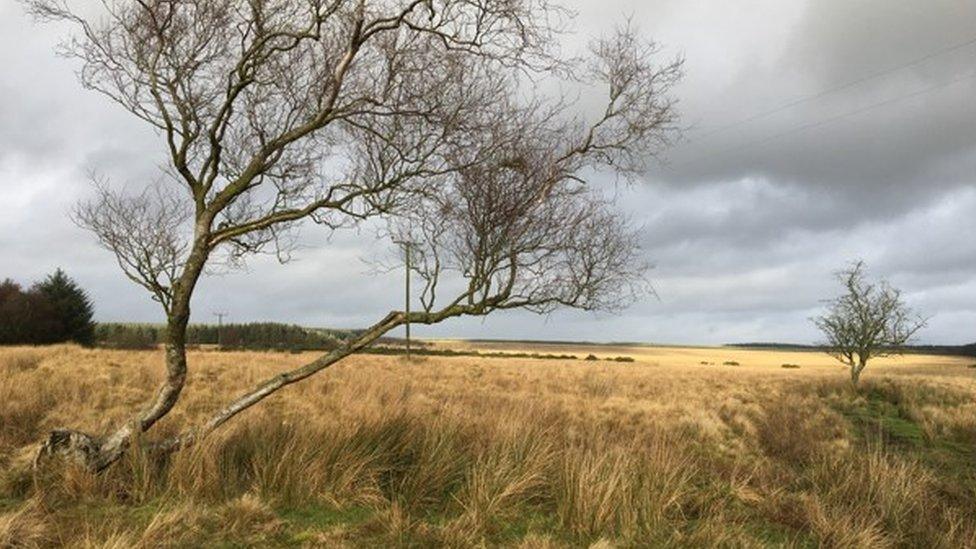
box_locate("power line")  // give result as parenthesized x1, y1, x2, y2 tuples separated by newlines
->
(691, 35, 976, 140)
(676, 70, 976, 168)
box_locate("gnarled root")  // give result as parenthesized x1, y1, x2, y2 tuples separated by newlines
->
(33, 430, 107, 473)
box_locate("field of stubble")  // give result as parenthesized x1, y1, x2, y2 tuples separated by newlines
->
(1, 343, 975, 548)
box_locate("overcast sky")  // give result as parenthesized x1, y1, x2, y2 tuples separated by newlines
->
(1, 0, 974, 345)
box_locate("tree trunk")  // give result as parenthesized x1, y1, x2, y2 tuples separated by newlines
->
(177, 306, 473, 446)
(34, 304, 193, 472)
(35, 241, 208, 472)
(35, 299, 466, 472)
(850, 359, 866, 387)
(162, 311, 407, 451)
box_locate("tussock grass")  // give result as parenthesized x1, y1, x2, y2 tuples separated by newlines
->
(1, 344, 974, 546)
(0, 498, 51, 548)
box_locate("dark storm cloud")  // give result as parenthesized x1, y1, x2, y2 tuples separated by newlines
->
(0, 1, 973, 344)
(584, 0, 976, 344)
(658, 0, 976, 211)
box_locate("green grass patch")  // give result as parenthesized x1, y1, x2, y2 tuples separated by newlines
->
(833, 384, 976, 485)
(837, 388, 926, 449)
(743, 520, 818, 548)
(492, 508, 562, 544)
(277, 504, 374, 531)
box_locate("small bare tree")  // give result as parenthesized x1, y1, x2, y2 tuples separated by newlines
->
(813, 261, 927, 386)
(26, 0, 682, 472)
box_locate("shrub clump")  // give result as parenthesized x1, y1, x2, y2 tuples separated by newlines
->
(782, 363, 801, 369)
(723, 361, 740, 366)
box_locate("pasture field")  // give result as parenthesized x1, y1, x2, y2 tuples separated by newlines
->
(1, 343, 975, 547)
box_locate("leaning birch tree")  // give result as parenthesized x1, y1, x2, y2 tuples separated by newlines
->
(26, 0, 682, 472)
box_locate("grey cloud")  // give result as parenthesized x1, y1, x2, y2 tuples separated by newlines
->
(1, 0, 973, 345)
(650, 0, 976, 220)
(786, 0, 976, 85)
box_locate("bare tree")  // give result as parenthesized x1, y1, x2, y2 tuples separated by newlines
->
(26, 0, 682, 472)
(813, 261, 927, 386)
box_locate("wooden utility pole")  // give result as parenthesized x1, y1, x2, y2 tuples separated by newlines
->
(213, 311, 228, 348)
(404, 242, 411, 360)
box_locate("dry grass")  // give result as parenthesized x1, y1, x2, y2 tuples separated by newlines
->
(1, 343, 975, 547)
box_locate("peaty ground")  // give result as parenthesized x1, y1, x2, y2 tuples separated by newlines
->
(1, 343, 975, 547)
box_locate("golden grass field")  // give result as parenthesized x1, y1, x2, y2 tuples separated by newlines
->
(1, 343, 975, 547)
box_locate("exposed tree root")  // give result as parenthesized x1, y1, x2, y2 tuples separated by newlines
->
(32, 428, 132, 473)
(33, 429, 104, 471)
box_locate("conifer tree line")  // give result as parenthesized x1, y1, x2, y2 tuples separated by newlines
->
(0, 270, 348, 351)
(0, 269, 95, 346)
(96, 322, 352, 351)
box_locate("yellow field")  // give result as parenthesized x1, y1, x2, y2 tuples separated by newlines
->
(1, 343, 975, 547)
(432, 339, 974, 377)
